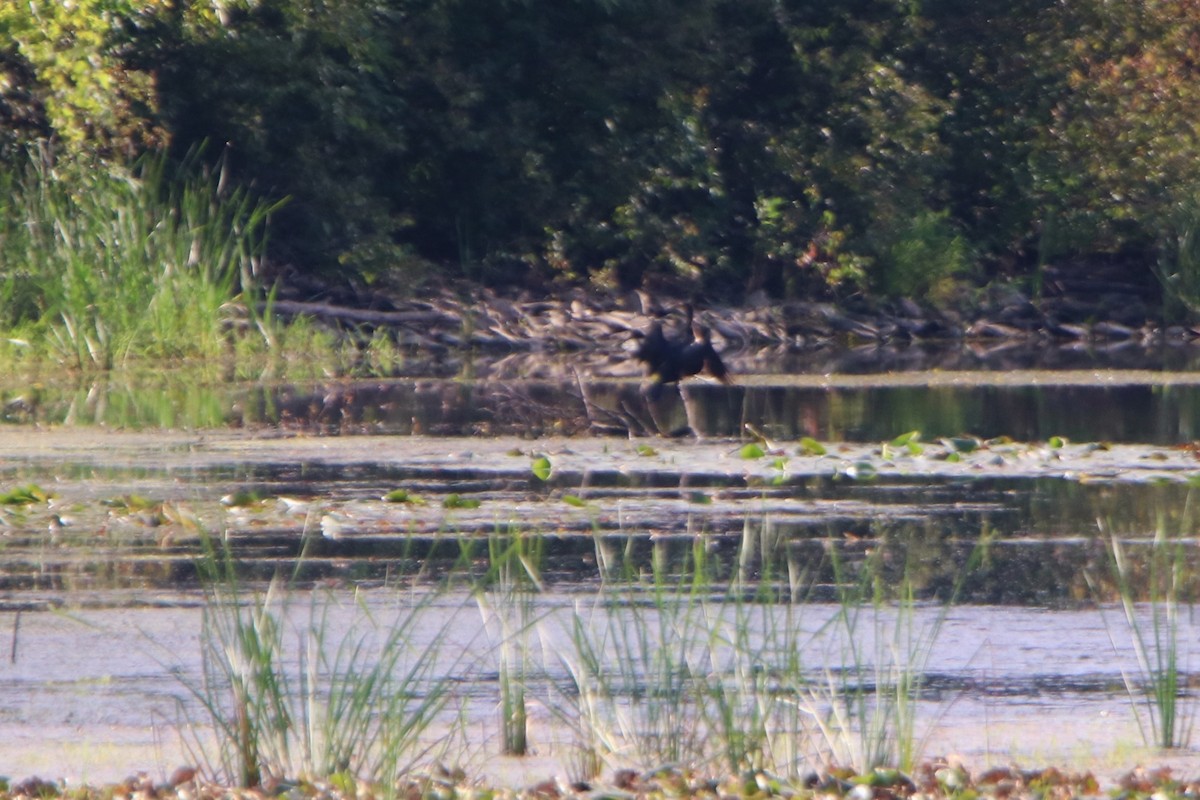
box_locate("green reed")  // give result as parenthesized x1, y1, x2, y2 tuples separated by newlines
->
(1099, 515, 1196, 749)
(472, 528, 547, 756)
(554, 534, 715, 775)
(803, 548, 926, 772)
(168, 518, 975, 785)
(0, 148, 282, 368)
(179, 534, 463, 787)
(693, 520, 813, 774)
(695, 595, 810, 775)
(1156, 197, 1200, 321)
(547, 525, 969, 779)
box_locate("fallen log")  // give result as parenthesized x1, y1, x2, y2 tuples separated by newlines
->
(263, 299, 459, 327)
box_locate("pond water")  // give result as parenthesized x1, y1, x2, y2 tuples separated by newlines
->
(3, 344, 1200, 785)
(10, 362, 1200, 442)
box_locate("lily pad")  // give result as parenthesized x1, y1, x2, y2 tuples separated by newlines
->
(531, 455, 552, 481)
(943, 436, 981, 454)
(798, 437, 827, 456)
(101, 494, 157, 511)
(0, 484, 51, 505)
(739, 443, 766, 459)
(220, 490, 264, 508)
(443, 494, 481, 509)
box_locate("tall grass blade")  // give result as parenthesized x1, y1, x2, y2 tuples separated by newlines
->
(174, 532, 467, 786)
(1096, 514, 1196, 749)
(0, 147, 283, 367)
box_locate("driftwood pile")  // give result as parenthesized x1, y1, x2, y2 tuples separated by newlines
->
(260, 261, 1198, 378)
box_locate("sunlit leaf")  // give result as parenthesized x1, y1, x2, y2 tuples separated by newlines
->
(636, 444, 658, 457)
(739, 443, 766, 459)
(531, 455, 552, 481)
(854, 461, 877, 480)
(382, 489, 418, 503)
(890, 430, 921, 447)
(159, 502, 200, 530)
(562, 494, 587, 507)
(943, 437, 981, 453)
(1047, 435, 1067, 449)
(443, 493, 481, 509)
(839, 462, 877, 481)
(0, 483, 51, 505)
(101, 493, 156, 511)
(220, 490, 264, 507)
(798, 437, 827, 456)
(771, 456, 788, 471)
(329, 773, 356, 797)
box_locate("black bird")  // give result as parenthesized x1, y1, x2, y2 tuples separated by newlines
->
(656, 324, 730, 386)
(633, 308, 731, 399)
(633, 320, 671, 376)
(633, 304, 692, 375)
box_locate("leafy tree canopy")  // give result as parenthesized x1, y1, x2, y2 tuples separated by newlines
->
(4, 0, 1200, 303)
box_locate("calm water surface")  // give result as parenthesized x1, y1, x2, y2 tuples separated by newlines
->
(1, 346, 1200, 783)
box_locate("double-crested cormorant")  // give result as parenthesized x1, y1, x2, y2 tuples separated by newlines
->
(633, 307, 731, 399)
(657, 325, 729, 386)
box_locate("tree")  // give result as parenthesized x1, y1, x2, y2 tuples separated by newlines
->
(0, 0, 163, 160)
(1043, 0, 1200, 249)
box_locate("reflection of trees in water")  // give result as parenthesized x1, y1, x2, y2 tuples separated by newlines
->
(12, 365, 1200, 442)
(224, 378, 1200, 443)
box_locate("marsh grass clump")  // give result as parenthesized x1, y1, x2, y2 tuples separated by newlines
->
(782, 529, 979, 775)
(1095, 515, 1198, 749)
(0, 148, 282, 368)
(800, 550, 939, 774)
(1156, 198, 1200, 322)
(178, 534, 464, 787)
(553, 536, 716, 776)
(548, 528, 970, 780)
(695, 597, 811, 775)
(162, 521, 978, 787)
(472, 529, 547, 757)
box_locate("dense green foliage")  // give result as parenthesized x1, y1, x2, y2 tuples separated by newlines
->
(4, 0, 1200, 301)
(0, 149, 279, 367)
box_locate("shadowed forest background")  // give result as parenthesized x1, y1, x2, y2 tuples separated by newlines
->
(4, 0, 1200, 311)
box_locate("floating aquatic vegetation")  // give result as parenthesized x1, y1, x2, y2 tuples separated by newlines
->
(531, 455, 552, 481)
(739, 443, 766, 459)
(443, 494, 481, 509)
(0, 483, 51, 505)
(798, 437, 827, 456)
(382, 489, 421, 504)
